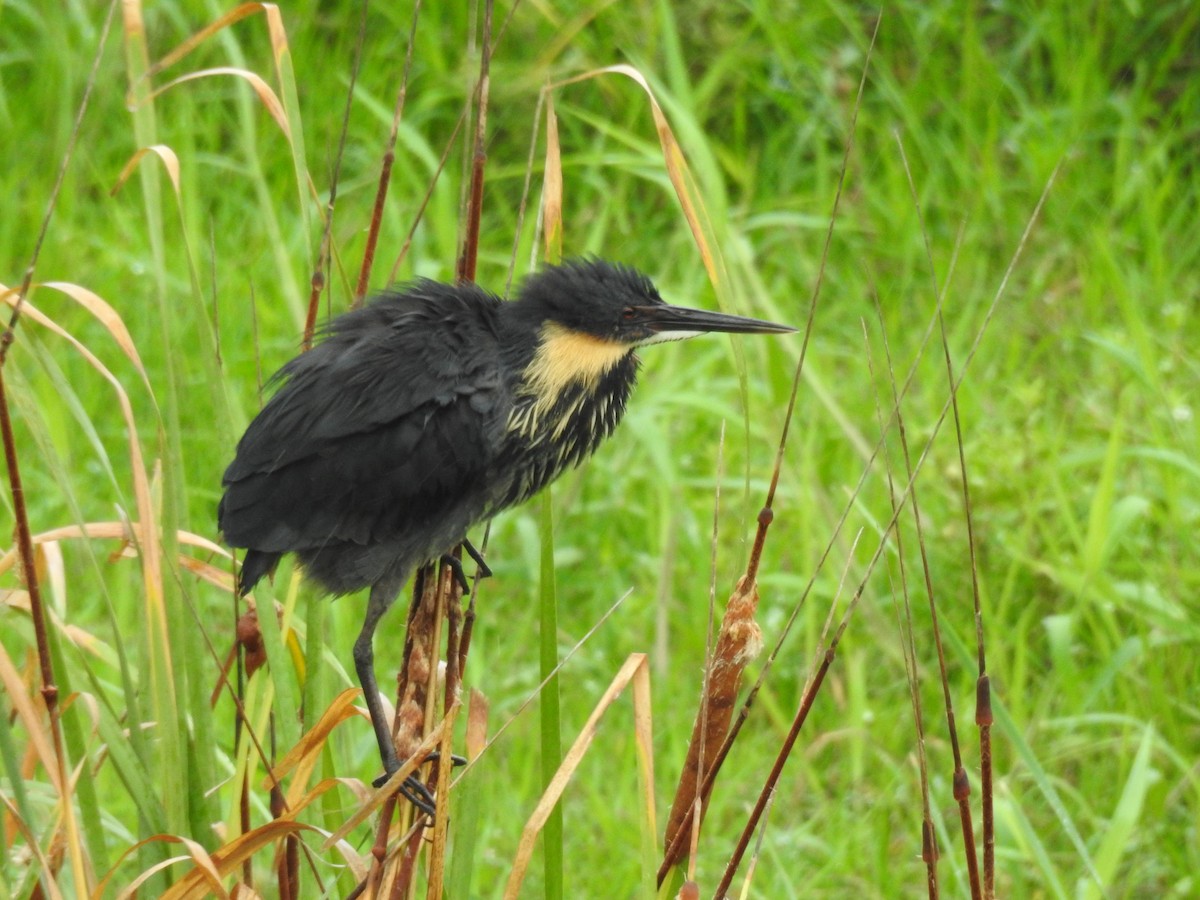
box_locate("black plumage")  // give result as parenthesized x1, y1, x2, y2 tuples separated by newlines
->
(219, 258, 793, 796)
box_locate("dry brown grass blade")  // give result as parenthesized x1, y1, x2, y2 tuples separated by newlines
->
(0, 521, 229, 580)
(322, 705, 459, 849)
(0, 285, 166, 681)
(466, 688, 489, 760)
(549, 64, 721, 286)
(146, 68, 291, 138)
(2, 280, 155, 400)
(542, 94, 563, 263)
(425, 699, 462, 900)
(0, 640, 59, 792)
(111, 145, 181, 198)
(451, 588, 633, 785)
(45, 284, 151, 401)
(632, 650, 656, 843)
(503, 653, 651, 899)
(661, 576, 762, 868)
(136, 2, 290, 87)
(2, 589, 105, 658)
(1, 792, 64, 900)
(263, 688, 361, 804)
(133, 819, 362, 900)
(102, 833, 224, 899)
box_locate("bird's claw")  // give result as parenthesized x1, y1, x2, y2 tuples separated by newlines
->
(425, 750, 468, 768)
(439, 539, 490, 594)
(373, 768, 438, 817)
(438, 553, 472, 593)
(461, 538, 492, 579)
(372, 750, 463, 817)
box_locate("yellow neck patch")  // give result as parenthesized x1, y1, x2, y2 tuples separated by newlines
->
(511, 323, 630, 436)
(523, 322, 630, 396)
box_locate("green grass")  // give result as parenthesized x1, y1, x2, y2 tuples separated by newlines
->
(2, 0, 1198, 896)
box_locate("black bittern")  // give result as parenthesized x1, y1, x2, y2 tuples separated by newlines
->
(219, 259, 793, 804)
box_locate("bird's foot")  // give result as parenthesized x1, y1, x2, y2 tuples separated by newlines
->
(439, 541, 491, 594)
(371, 751, 466, 816)
(373, 767, 437, 816)
(425, 750, 468, 768)
(460, 538, 492, 579)
(438, 554, 469, 592)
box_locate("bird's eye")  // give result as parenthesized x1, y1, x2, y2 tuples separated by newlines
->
(621, 307, 637, 320)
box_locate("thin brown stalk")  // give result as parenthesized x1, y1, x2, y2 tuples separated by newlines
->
(714, 533, 863, 898)
(444, 0, 497, 713)
(892, 133, 981, 900)
(456, 0, 492, 283)
(383, 568, 443, 897)
(709, 158, 1059, 897)
(0, 368, 73, 885)
(356, 0, 423, 302)
(658, 23, 878, 885)
(662, 433, 752, 870)
(738, 785, 778, 896)
(761, 15, 880, 512)
(425, 700, 461, 900)
(948, 168, 1063, 897)
(692, 422, 725, 879)
(0, 8, 117, 897)
(386, 112, 466, 283)
(301, 0, 368, 346)
(866, 310, 938, 897)
(504, 86, 548, 294)
(898, 145, 995, 897)
(385, 0, 521, 284)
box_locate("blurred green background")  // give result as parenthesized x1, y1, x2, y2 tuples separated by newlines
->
(1, 0, 1197, 896)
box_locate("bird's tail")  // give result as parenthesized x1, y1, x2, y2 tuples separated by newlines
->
(238, 549, 281, 597)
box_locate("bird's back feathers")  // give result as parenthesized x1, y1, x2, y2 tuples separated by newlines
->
(219, 281, 511, 593)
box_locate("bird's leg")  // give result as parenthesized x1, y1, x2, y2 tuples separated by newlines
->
(353, 586, 399, 775)
(353, 584, 437, 813)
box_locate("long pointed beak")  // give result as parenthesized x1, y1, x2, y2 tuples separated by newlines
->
(635, 303, 796, 343)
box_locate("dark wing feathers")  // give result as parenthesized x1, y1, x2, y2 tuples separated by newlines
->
(219, 282, 509, 554)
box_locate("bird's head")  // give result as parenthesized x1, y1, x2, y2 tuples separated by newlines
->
(516, 258, 795, 349)
(507, 259, 796, 441)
